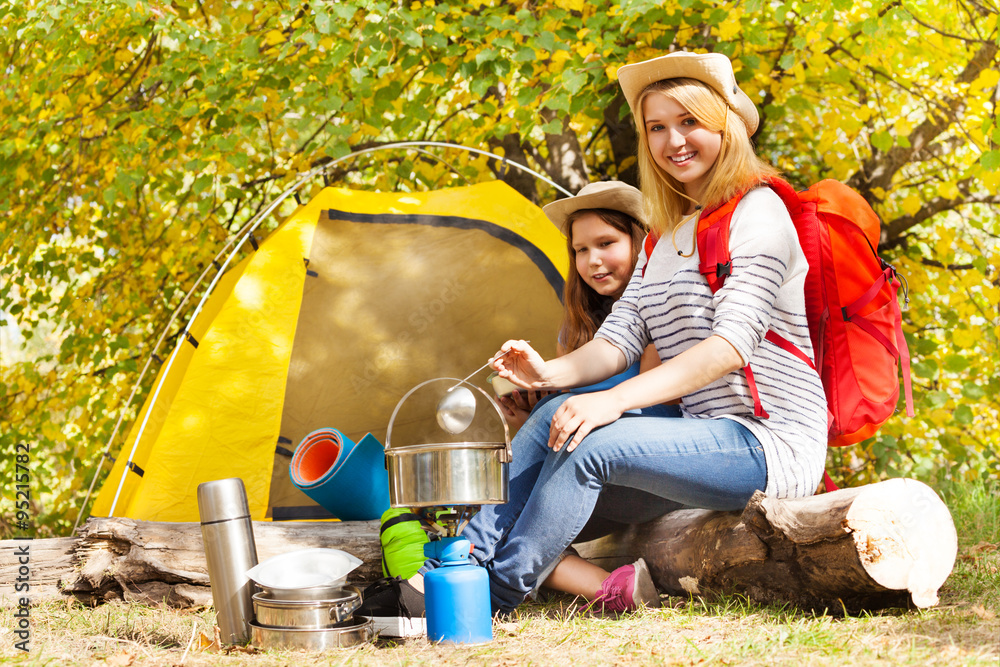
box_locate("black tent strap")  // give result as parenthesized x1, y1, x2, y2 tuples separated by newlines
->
(126, 461, 145, 477)
(272, 505, 336, 521)
(185, 332, 199, 348)
(321, 209, 565, 299)
(278, 435, 293, 444)
(248, 233, 259, 251)
(275, 445, 294, 458)
(303, 257, 318, 277)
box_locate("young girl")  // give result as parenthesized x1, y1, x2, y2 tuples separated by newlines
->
(368, 51, 828, 622)
(495, 181, 655, 430)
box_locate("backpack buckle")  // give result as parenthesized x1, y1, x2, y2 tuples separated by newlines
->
(717, 261, 732, 278)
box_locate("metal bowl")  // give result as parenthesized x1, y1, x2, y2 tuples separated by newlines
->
(255, 582, 350, 601)
(253, 586, 361, 629)
(385, 441, 508, 508)
(250, 616, 373, 651)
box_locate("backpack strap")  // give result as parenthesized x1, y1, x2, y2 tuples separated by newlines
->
(641, 232, 659, 277)
(840, 262, 915, 417)
(696, 180, 805, 420)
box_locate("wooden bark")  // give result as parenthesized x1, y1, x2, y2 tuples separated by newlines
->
(0, 519, 382, 608)
(1, 479, 956, 611)
(574, 478, 956, 611)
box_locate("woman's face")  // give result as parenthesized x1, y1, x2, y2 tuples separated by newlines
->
(570, 212, 634, 299)
(642, 93, 722, 202)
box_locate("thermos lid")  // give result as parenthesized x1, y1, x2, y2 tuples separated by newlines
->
(197, 478, 251, 523)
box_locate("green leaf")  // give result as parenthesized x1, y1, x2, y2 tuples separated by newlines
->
(870, 131, 893, 152)
(953, 404, 974, 426)
(924, 390, 949, 408)
(541, 119, 563, 134)
(514, 46, 536, 62)
(536, 31, 556, 52)
(980, 150, 1000, 171)
(961, 381, 985, 400)
(315, 10, 331, 34)
(401, 30, 423, 48)
(476, 48, 497, 66)
(943, 354, 968, 373)
(562, 69, 587, 95)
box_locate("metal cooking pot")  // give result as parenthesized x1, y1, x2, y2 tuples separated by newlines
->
(385, 441, 508, 507)
(252, 586, 361, 629)
(250, 616, 373, 650)
(386, 379, 511, 508)
(255, 581, 349, 601)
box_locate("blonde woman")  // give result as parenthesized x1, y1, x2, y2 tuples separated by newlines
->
(367, 52, 827, 623)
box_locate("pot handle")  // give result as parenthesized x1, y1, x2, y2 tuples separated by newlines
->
(386, 377, 511, 461)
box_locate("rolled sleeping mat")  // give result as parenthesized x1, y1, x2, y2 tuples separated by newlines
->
(290, 428, 390, 521)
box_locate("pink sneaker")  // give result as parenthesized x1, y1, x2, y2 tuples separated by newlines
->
(591, 558, 661, 612)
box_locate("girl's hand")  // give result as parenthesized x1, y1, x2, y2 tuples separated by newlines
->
(497, 388, 556, 431)
(548, 391, 624, 453)
(491, 340, 550, 389)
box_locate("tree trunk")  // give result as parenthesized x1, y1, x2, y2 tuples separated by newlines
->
(1, 479, 955, 611)
(574, 478, 956, 611)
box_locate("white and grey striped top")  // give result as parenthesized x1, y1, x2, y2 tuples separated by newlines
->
(595, 187, 828, 498)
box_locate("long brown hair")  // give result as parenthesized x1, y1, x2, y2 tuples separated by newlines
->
(636, 78, 778, 237)
(558, 208, 646, 353)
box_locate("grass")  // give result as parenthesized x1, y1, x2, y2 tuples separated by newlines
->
(2, 480, 997, 666)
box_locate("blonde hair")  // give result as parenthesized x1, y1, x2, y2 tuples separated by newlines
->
(559, 208, 646, 353)
(635, 78, 777, 237)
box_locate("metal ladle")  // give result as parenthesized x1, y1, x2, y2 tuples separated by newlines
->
(436, 348, 522, 435)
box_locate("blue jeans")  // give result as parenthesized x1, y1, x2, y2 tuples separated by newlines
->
(438, 393, 767, 614)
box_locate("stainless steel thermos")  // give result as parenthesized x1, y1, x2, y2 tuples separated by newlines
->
(197, 478, 259, 644)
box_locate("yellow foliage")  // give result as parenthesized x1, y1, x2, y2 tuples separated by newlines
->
(970, 67, 1000, 92)
(716, 15, 742, 41)
(893, 117, 914, 137)
(937, 181, 960, 200)
(264, 30, 284, 47)
(900, 194, 922, 216)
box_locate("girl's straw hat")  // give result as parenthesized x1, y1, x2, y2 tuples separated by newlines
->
(543, 181, 646, 233)
(617, 51, 759, 136)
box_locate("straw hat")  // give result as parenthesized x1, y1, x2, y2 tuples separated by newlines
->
(543, 181, 646, 233)
(616, 51, 759, 136)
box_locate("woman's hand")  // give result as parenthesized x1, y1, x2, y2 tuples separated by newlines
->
(548, 391, 624, 453)
(490, 340, 551, 389)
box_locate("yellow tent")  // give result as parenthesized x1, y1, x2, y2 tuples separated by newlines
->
(91, 181, 568, 522)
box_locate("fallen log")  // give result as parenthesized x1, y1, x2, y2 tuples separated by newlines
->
(0, 519, 382, 608)
(574, 478, 957, 610)
(0, 478, 956, 611)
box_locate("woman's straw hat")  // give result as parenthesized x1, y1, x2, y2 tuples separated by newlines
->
(543, 181, 646, 233)
(617, 51, 759, 136)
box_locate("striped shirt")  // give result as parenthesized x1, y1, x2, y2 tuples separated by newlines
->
(595, 188, 828, 498)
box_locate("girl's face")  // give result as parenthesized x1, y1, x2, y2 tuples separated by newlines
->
(642, 93, 722, 202)
(570, 212, 634, 299)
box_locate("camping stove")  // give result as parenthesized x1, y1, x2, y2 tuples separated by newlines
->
(385, 378, 511, 644)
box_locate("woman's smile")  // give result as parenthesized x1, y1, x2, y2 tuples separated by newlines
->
(643, 94, 722, 201)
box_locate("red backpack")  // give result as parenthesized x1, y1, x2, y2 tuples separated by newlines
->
(644, 177, 914, 451)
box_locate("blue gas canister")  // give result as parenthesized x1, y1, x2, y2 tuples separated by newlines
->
(423, 537, 492, 644)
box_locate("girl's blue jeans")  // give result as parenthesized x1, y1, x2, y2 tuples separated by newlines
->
(424, 393, 767, 614)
